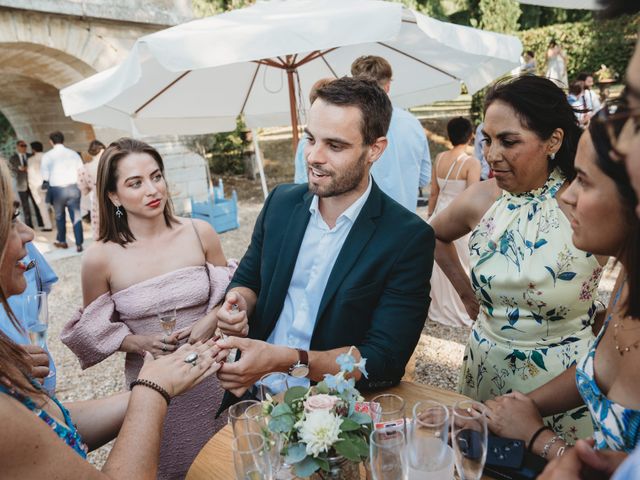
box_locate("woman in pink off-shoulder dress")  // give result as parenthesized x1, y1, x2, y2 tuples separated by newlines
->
(61, 138, 241, 480)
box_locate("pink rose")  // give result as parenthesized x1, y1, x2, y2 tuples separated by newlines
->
(304, 394, 338, 413)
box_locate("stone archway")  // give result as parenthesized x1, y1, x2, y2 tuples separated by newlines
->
(0, 41, 97, 150)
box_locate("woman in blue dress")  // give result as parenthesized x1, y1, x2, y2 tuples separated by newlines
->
(485, 109, 640, 457)
(0, 160, 224, 478)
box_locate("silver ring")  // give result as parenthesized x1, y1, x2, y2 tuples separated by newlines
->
(162, 344, 167, 352)
(184, 352, 198, 366)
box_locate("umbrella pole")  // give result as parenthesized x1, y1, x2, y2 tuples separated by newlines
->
(286, 68, 300, 152)
(252, 128, 269, 200)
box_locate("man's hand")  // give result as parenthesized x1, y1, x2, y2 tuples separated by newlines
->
(539, 439, 627, 480)
(216, 291, 249, 337)
(215, 337, 293, 398)
(21, 344, 50, 380)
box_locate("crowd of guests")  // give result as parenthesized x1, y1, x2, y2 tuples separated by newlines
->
(0, 0, 638, 478)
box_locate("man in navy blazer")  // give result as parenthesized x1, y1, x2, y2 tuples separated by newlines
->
(214, 78, 435, 403)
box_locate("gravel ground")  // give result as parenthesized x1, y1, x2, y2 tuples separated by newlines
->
(45, 201, 617, 469)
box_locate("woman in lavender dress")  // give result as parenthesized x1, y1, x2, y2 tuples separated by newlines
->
(62, 138, 240, 480)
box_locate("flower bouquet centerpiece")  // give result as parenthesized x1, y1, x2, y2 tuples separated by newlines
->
(595, 64, 617, 83)
(262, 347, 372, 479)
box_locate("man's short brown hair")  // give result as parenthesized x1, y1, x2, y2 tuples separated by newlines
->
(350, 56, 392, 88)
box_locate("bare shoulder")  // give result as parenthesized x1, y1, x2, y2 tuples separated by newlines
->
(182, 217, 226, 265)
(81, 241, 111, 272)
(457, 178, 500, 218)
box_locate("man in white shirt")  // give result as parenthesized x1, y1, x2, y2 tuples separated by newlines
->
(351, 55, 431, 212)
(41, 131, 84, 252)
(211, 77, 435, 410)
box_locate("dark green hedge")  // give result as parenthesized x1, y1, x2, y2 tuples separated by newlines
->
(517, 14, 639, 81)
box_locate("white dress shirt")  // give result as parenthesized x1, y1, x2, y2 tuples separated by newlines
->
(266, 177, 373, 387)
(41, 144, 83, 187)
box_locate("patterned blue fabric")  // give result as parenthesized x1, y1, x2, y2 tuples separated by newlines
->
(0, 382, 87, 458)
(576, 284, 640, 452)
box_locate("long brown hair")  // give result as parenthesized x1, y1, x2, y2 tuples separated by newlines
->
(96, 138, 178, 246)
(0, 162, 41, 395)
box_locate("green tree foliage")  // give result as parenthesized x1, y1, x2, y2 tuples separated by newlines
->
(478, 0, 521, 33)
(0, 111, 16, 158)
(518, 14, 638, 81)
(187, 117, 250, 175)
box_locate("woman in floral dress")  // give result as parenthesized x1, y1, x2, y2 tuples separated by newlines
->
(430, 75, 606, 442)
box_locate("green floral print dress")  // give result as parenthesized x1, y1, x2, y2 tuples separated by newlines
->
(459, 168, 603, 443)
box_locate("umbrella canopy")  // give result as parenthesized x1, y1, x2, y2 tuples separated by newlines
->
(517, 0, 601, 9)
(61, 0, 522, 145)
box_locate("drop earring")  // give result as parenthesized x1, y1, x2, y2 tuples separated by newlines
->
(549, 152, 556, 161)
(115, 206, 124, 218)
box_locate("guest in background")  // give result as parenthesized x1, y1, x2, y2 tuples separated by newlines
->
(77, 140, 105, 239)
(28, 142, 52, 231)
(9, 140, 42, 229)
(567, 80, 589, 127)
(546, 40, 569, 88)
(473, 122, 492, 180)
(521, 50, 537, 74)
(41, 131, 84, 252)
(431, 75, 604, 443)
(577, 71, 602, 115)
(351, 55, 431, 212)
(427, 117, 480, 327)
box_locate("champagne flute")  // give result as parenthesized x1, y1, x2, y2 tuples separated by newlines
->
(158, 307, 177, 336)
(370, 428, 408, 480)
(229, 400, 263, 438)
(25, 291, 48, 348)
(409, 401, 454, 478)
(233, 433, 272, 480)
(451, 400, 488, 480)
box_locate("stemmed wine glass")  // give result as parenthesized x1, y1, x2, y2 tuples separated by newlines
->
(25, 291, 55, 394)
(451, 400, 488, 480)
(158, 307, 177, 337)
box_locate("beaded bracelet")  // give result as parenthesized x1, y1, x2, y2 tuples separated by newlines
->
(541, 435, 562, 459)
(130, 379, 171, 406)
(527, 426, 550, 452)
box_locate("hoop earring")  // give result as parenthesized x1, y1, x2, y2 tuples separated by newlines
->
(115, 206, 124, 218)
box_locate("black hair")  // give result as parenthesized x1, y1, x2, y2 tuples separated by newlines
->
(576, 72, 593, 82)
(589, 119, 639, 317)
(598, 0, 640, 18)
(447, 117, 473, 146)
(49, 131, 64, 144)
(30, 141, 43, 153)
(569, 80, 584, 96)
(484, 75, 582, 181)
(314, 77, 392, 145)
(525, 50, 535, 58)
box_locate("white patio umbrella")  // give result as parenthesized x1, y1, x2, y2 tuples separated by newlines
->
(61, 0, 522, 143)
(517, 0, 601, 9)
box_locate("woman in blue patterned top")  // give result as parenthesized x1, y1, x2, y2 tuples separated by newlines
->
(485, 109, 640, 458)
(0, 161, 225, 478)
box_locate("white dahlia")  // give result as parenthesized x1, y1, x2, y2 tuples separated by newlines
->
(298, 410, 343, 457)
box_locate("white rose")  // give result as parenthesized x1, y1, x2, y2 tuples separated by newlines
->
(298, 410, 343, 457)
(304, 394, 338, 413)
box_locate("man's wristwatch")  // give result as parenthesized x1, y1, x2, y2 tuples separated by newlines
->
(288, 349, 310, 378)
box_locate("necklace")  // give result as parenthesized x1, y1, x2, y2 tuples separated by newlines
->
(613, 315, 640, 355)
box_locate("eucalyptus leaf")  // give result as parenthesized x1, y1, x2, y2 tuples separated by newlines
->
(315, 381, 330, 394)
(284, 386, 309, 405)
(271, 403, 293, 417)
(268, 414, 295, 433)
(294, 456, 320, 477)
(284, 443, 308, 464)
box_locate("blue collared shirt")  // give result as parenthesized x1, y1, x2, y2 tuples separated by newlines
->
(371, 106, 431, 212)
(0, 243, 58, 391)
(267, 177, 373, 387)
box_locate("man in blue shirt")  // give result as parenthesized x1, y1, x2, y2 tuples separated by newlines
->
(0, 240, 58, 392)
(350, 55, 431, 212)
(473, 122, 491, 180)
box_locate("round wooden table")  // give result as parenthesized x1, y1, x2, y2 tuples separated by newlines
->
(186, 381, 484, 480)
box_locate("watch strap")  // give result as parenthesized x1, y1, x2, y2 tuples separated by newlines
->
(297, 348, 309, 367)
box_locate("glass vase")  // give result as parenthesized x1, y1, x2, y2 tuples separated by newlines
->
(310, 456, 361, 480)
